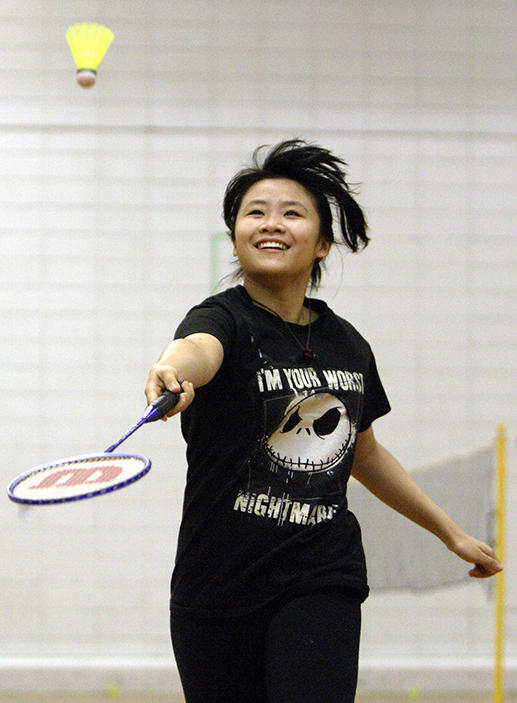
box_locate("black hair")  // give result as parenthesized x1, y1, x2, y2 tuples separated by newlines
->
(222, 139, 369, 287)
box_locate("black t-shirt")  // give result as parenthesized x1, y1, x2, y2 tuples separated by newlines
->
(170, 285, 390, 616)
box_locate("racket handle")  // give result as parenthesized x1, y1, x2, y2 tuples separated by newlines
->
(142, 389, 180, 422)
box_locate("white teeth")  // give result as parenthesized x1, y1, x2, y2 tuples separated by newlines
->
(257, 241, 288, 250)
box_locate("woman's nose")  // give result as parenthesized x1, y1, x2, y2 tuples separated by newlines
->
(259, 217, 285, 232)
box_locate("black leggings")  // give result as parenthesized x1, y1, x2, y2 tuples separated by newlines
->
(170, 590, 361, 703)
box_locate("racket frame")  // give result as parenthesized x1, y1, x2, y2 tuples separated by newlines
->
(7, 452, 151, 506)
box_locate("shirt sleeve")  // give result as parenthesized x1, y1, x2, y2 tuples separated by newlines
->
(174, 298, 236, 355)
(359, 348, 391, 432)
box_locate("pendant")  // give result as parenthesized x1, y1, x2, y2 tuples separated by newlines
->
(302, 348, 316, 363)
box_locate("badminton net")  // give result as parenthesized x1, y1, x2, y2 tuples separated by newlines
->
(347, 446, 494, 590)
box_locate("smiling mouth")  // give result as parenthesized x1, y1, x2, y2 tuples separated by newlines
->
(256, 241, 289, 251)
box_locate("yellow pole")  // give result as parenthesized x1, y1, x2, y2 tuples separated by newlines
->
(493, 424, 507, 703)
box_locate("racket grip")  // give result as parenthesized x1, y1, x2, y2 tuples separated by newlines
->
(143, 389, 180, 422)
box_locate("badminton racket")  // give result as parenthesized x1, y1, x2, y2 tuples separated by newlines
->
(7, 390, 179, 506)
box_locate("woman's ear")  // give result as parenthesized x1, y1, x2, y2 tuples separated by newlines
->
(316, 238, 332, 260)
(230, 232, 238, 257)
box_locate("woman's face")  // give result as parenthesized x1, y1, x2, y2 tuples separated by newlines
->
(233, 178, 330, 286)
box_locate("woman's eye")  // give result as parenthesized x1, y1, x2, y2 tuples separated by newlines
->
(285, 210, 300, 217)
(248, 209, 264, 216)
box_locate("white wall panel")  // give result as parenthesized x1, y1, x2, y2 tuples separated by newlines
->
(1, 0, 516, 693)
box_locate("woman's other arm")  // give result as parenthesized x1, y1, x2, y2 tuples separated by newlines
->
(351, 426, 503, 578)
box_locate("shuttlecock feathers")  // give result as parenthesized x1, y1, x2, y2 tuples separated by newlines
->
(66, 23, 114, 87)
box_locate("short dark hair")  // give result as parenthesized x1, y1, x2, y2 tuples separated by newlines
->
(222, 139, 369, 287)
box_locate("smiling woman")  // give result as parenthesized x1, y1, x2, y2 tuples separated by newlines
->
(223, 139, 369, 294)
(144, 139, 502, 703)
(231, 178, 331, 313)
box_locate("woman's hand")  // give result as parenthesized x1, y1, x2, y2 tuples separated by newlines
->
(447, 533, 503, 578)
(145, 364, 195, 420)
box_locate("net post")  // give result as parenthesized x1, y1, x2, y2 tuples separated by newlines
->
(493, 423, 507, 703)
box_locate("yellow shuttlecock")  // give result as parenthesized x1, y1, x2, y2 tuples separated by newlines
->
(66, 22, 114, 88)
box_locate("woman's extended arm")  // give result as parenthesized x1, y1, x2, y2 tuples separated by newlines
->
(351, 426, 503, 578)
(144, 332, 224, 418)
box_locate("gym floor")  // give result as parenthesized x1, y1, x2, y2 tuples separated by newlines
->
(1, 692, 516, 702)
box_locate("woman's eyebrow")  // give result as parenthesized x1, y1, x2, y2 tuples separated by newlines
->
(244, 199, 267, 207)
(282, 200, 308, 211)
(244, 198, 308, 211)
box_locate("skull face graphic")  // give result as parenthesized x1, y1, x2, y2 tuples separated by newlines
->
(264, 392, 352, 473)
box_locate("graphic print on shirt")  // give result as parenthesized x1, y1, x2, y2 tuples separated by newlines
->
(264, 391, 352, 474)
(233, 364, 364, 528)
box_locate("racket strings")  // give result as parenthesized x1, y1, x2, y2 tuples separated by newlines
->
(9, 454, 150, 504)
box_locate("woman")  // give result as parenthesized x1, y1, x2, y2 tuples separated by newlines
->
(145, 140, 502, 703)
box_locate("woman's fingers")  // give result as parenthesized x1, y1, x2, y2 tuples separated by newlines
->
(161, 381, 195, 420)
(145, 366, 195, 419)
(145, 364, 181, 404)
(451, 535, 503, 578)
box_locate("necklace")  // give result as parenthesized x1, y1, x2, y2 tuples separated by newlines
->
(249, 296, 317, 364)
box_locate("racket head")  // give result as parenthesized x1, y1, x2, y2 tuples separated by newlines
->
(7, 452, 151, 505)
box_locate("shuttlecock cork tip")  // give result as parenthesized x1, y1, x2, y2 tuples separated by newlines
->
(76, 69, 97, 88)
